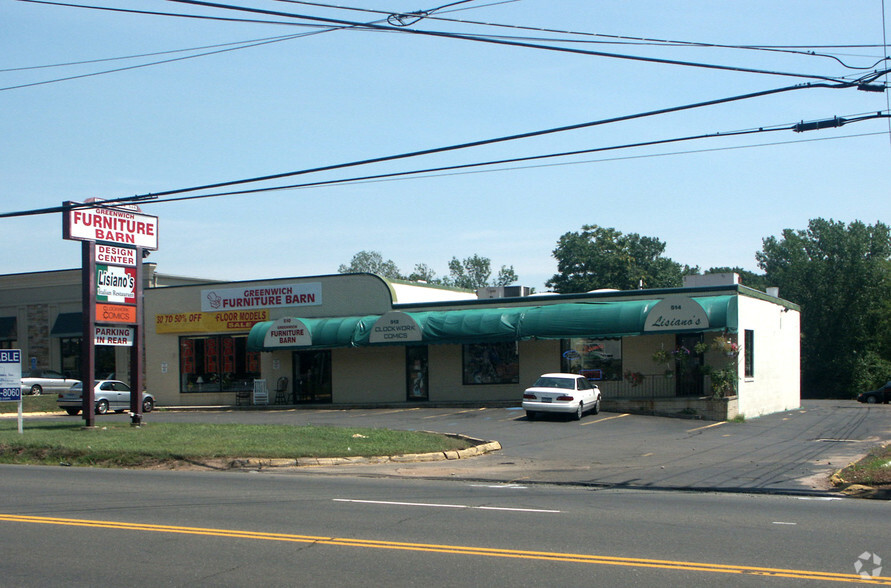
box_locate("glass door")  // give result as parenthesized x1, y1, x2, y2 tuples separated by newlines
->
(292, 350, 332, 403)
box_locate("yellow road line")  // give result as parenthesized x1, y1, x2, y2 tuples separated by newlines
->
(1, 514, 882, 584)
(687, 421, 726, 433)
(581, 413, 630, 426)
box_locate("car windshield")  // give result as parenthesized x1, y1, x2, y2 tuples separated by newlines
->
(534, 377, 575, 390)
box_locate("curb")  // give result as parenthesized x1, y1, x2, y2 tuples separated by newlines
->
(221, 435, 501, 470)
(829, 470, 891, 501)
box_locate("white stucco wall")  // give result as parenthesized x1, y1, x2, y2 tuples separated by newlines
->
(736, 295, 801, 417)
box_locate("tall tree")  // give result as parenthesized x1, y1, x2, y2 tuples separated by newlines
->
(756, 219, 891, 397)
(445, 255, 517, 290)
(337, 250, 402, 280)
(547, 224, 686, 292)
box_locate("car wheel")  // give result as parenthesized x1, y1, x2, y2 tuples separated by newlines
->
(526, 410, 536, 420)
(593, 397, 601, 415)
(866, 395, 878, 404)
(65, 408, 80, 416)
(142, 397, 154, 413)
(95, 399, 109, 415)
(574, 402, 583, 421)
(29, 384, 42, 395)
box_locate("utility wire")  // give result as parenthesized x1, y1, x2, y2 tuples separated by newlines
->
(160, 0, 856, 83)
(276, 0, 889, 69)
(131, 113, 891, 206)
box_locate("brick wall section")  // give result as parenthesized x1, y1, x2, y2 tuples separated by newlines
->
(27, 304, 49, 368)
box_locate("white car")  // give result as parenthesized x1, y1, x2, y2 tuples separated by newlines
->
(21, 369, 80, 396)
(522, 373, 601, 421)
(57, 380, 155, 416)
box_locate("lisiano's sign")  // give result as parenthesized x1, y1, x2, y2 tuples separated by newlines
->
(644, 296, 709, 332)
(96, 265, 136, 304)
(202, 283, 322, 312)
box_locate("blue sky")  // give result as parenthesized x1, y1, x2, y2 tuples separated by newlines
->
(2, 0, 889, 291)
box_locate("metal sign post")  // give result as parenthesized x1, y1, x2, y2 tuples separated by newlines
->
(63, 201, 158, 427)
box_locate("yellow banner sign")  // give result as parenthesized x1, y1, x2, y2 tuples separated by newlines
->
(155, 309, 269, 333)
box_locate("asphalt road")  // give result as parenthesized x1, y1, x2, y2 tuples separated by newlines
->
(1, 465, 889, 587)
(39, 398, 891, 495)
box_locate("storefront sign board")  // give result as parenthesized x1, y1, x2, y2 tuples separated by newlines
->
(155, 310, 270, 333)
(96, 303, 138, 325)
(95, 244, 136, 267)
(64, 205, 158, 250)
(370, 312, 422, 343)
(201, 283, 322, 312)
(96, 265, 137, 304)
(644, 296, 709, 332)
(94, 326, 134, 346)
(263, 317, 312, 347)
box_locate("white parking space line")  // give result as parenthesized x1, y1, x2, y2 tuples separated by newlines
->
(580, 413, 630, 426)
(332, 499, 560, 514)
(686, 421, 726, 433)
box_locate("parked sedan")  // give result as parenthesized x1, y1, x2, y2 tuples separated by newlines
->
(857, 381, 891, 404)
(21, 369, 80, 396)
(57, 380, 155, 416)
(522, 373, 601, 420)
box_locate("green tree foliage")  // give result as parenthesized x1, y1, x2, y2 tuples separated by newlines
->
(338, 251, 518, 289)
(546, 225, 686, 292)
(337, 250, 402, 280)
(756, 219, 891, 397)
(444, 254, 518, 290)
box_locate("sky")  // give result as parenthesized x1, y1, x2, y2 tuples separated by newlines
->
(2, 0, 889, 291)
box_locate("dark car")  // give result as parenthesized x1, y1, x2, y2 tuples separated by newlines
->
(857, 381, 891, 404)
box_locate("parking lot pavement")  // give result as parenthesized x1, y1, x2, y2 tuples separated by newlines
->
(188, 400, 887, 495)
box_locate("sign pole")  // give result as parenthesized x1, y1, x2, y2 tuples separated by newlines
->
(81, 240, 96, 428)
(130, 247, 144, 425)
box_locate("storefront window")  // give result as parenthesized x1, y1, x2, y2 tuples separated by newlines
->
(462, 342, 519, 385)
(180, 335, 259, 393)
(406, 346, 428, 400)
(744, 330, 754, 378)
(59, 337, 115, 379)
(561, 338, 622, 381)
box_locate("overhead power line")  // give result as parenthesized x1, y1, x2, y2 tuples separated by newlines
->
(160, 0, 856, 83)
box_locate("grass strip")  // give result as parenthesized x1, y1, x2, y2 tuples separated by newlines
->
(836, 444, 891, 487)
(0, 421, 472, 468)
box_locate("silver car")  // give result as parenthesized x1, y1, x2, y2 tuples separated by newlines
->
(21, 369, 80, 396)
(57, 380, 155, 416)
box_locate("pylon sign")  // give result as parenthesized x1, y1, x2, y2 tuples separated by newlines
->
(63, 200, 157, 427)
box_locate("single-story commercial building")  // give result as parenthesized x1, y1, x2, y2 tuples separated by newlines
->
(143, 272, 800, 420)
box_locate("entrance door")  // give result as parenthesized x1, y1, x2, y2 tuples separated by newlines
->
(675, 333, 704, 397)
(292, 350, 332, 404)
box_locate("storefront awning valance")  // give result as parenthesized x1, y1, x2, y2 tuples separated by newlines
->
(247, 295, 738, 351)
(0, 316, 16, 340)
(247, 315, 379, 351)
(50, 312, 82, 337)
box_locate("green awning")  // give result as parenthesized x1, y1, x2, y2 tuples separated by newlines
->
(247, 295, 738, 351)
(247, 315, 378, 351)
(50, 312, 82, 337)
(0, 317, 16, 340)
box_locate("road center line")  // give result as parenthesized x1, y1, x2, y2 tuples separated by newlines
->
(332, 499, 560, 513)
(1, 514, 884, 584)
